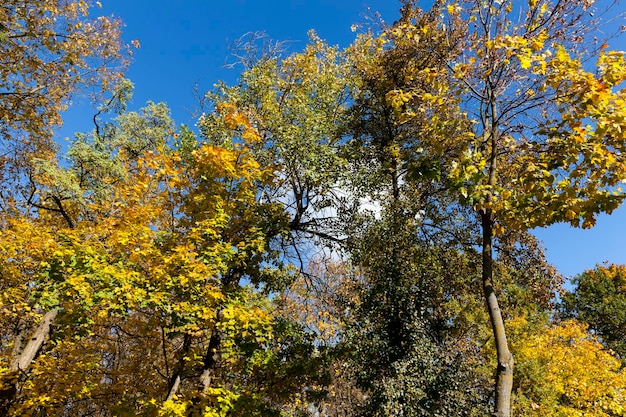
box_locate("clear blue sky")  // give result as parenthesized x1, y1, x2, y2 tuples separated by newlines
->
(58, 0, 626, 279)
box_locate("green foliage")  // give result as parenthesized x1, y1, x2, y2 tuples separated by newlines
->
(343, 208, 490, 417)
(561, 264, 626, 363)
(3, 2, 626, 416)
(199, 32, 352, 244)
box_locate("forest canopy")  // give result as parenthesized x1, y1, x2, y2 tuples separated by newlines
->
(1, 1, 625, 416)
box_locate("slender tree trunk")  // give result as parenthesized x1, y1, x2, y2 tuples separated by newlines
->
(165, 327, 221, 403)
(0, 308, 58, 416)
(165, 333, 192, 401)
(186, 329, 222, 414)
(165, 376, 182, 402)
(481, 211, 513, 417)
(197, 330, 221, 392)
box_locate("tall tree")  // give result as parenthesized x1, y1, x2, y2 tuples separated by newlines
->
(199, 31, 351, 252)
(341, 17, 492, 414)
(561, 264, 626, 363)
(0, 97, 322, 415)
(383, 1, 626, 415)
(0, 0, 131, 168)
(0, 31, 132, 409)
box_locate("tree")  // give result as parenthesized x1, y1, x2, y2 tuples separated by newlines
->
(199, 31, 351, 251)
(510, 318, 626, 416)
(201, 10, 572, 415)
(5, 2, 623, 414)
(197, 35, 363, 415)
(383, 1, 626, 414)
(561, 264, 626, 363)
(0, 97, 322, 415)
(0, 8, 132, 374)
(343, 211, 491, 417)
(194, 4, 626, 414)
(0, 0, 131, 167)
(339, 19, 493, 414)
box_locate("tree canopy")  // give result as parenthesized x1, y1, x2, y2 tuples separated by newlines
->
(1, 1, 626, 416)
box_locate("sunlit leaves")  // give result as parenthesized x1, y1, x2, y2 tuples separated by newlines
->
(512, 318, 626, 416)
(0, 0, 131, 170)
(387, 1, 626, 234)
(3, 2, 626, 415)
(200, 32, 351, 241)
(0, 95, 306, 415)
(375, 2, 626, 416)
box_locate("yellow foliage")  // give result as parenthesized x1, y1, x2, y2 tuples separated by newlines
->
(0, 121, 288, 414)
(0, 0, 131, 170)
(158, 398, 190, 416)
(216, 102, 261, 143)
(512, 319, 626, 416)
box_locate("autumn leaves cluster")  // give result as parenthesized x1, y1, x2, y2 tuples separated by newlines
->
(1, 0, 626, 416)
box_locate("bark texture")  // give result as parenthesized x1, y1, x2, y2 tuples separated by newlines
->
(0, 308, 58, 416)
(482, 212, 514, 417)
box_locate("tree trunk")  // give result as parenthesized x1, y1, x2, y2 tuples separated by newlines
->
(482, 211, 513, 417)
(165, 333, 192, 401)
(10, 309, 59, 372)
(164, 327, 221, 404)
(197, 330, 221, 393)
(186, 330, 222, 414)
(0, 308, 58, 416)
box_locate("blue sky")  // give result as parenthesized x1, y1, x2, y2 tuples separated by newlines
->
(58, 0, 626, 279)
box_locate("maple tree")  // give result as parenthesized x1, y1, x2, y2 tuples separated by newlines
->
(0, 20, 350, 417)
(510, 317, 626, 416)
(379, 1, 626, 415)
(0, 2, 130, 412)
(0, 95, 324, 415)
